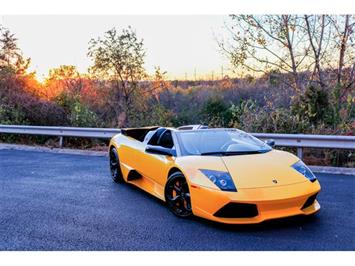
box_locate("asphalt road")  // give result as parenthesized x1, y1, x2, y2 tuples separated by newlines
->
(0, 149, 354, 251)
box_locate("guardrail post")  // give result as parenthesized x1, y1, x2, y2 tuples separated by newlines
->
(59, 136, 63, 148)
(297, 147, 303, 159)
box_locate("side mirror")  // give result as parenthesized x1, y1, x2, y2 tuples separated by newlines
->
(145, 145, 176, 157)
(265, 139, 275, 148)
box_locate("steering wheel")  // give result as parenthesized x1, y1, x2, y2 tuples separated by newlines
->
(220, 140, 237, 151)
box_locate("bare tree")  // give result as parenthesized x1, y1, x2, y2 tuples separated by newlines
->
(221, 15, 355, 96)
(219, 15, 310, 92)
(337, 15, 350, 84)
(332, 15, 355, 98)
(304, 15, 331, 89)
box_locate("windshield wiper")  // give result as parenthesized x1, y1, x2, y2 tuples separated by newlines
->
(200, 151, 229, 156)
(200, 150, 269, 156)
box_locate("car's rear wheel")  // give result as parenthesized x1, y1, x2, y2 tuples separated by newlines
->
(109, 147, 124, 183)
(165, 172, 192, 218)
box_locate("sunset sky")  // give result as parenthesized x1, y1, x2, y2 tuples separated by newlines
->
(1, 15, 232, 80)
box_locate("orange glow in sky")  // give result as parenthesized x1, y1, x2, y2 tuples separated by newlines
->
(1, 15, 232, 80)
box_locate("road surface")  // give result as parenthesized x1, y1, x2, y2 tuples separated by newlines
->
(0, 149, 354, 250)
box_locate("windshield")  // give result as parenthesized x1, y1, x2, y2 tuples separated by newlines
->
(176, 129, 272, 156)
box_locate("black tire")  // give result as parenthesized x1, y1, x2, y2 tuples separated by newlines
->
(109, 147, 124, 183)
(165, 172, 192, 218)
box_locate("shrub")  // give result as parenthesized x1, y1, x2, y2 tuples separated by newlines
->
(292, 85, 330, 125)
(54, 91, 98, 127)
(201, 96, 232, 127)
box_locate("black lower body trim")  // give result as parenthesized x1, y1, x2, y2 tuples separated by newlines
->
(214, 202, 258, 218)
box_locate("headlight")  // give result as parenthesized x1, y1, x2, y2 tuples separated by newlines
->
(292, 160, 316, 182)
(199, 169, 237, 192)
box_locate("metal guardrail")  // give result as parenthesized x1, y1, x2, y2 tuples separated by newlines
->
(0, 125, 121, 148)
(0, 125, 354, 160)
(252, 133, 355, 159)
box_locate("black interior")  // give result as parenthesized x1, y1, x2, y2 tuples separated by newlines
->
(122, 127, 159, 142)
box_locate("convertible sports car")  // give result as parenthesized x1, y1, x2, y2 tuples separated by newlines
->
(108, 125, 321, 224)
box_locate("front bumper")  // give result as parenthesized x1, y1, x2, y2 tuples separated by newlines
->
(189, 180, 321, 224)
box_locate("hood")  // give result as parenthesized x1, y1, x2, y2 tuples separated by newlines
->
(221, 150, 306, 189)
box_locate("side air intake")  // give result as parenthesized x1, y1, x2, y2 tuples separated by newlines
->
(127, 170, 142, 181)
(301, 193, 318, 210)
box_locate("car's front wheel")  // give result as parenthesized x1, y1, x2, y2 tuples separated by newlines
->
(165, 172, 192, 218)
(109, 147, 124, 183)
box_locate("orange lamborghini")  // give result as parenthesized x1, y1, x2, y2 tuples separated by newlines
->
(108, 126, 321, 224)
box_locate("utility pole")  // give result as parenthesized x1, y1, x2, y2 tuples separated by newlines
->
(194, 68, 197, 81)
(211, 71, 214, 81)
(221, 66, 224, 80)
(184, 72, 187, 81)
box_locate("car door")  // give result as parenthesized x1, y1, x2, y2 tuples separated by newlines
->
(139, 129, 176, 187)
